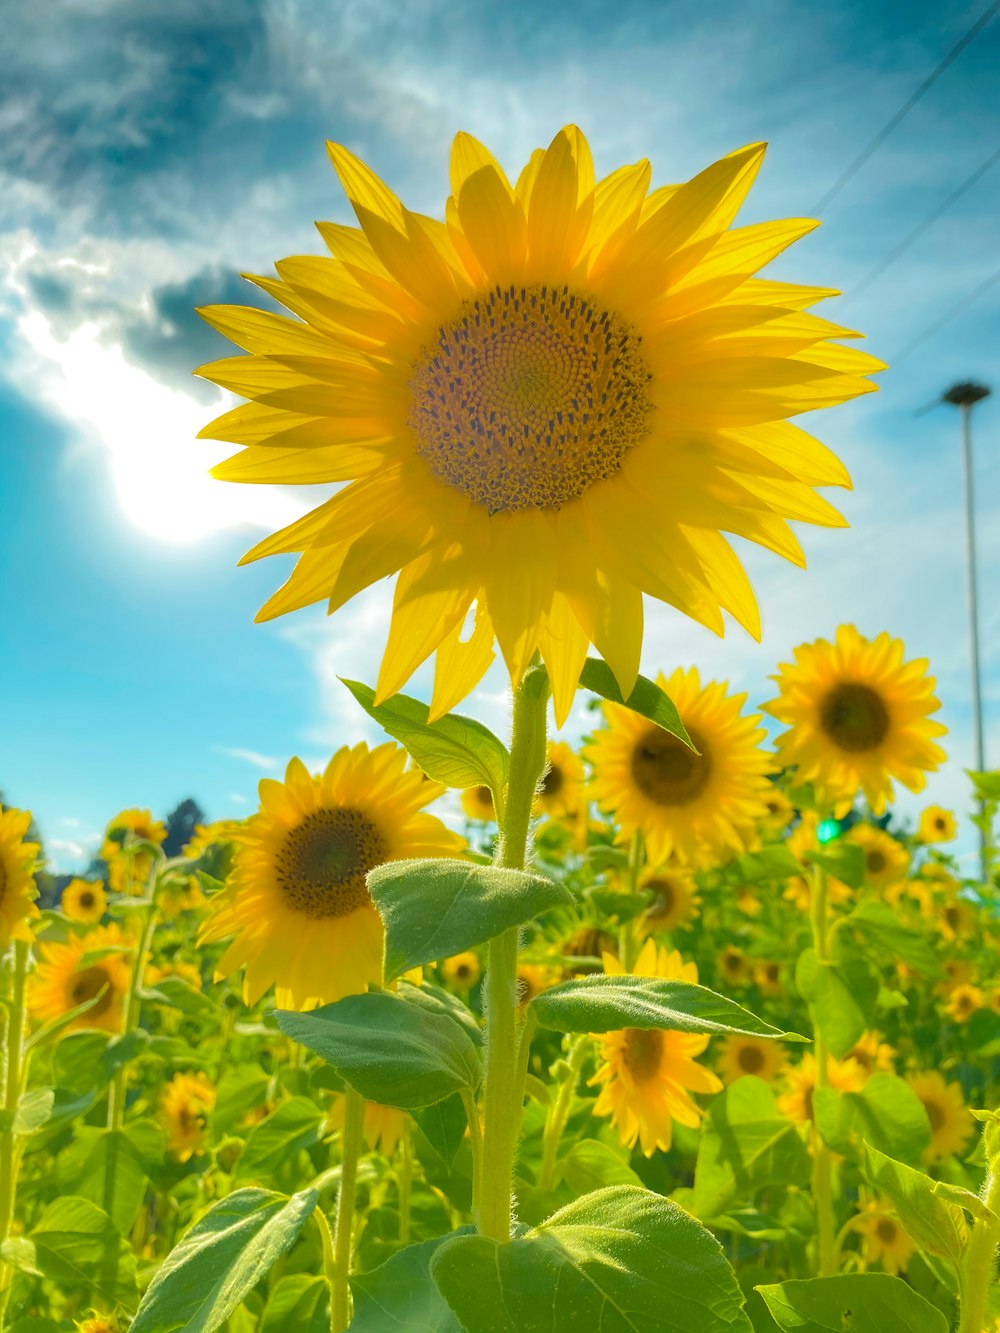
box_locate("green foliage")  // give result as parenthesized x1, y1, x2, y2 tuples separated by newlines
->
(757, 1274, 950, 1332)
(350, 1232, 466, 1332)
(814, 1073, 931, 1165)
(0, 1195, 137, 1308)
(862, 1144, 968, 1262)
(579, 658, 694, 749)
(259, 1274, 330, 1333)
(795, 941, 878, 1058)
(847, 900, 940, 976)
(233, 1096, 326, 1183)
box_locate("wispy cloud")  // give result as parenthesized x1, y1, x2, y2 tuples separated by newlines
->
(213, 746, 281, 771)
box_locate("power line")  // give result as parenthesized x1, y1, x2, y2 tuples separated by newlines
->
(892, 266, 1000, 362)
(813, 0, 1000, 212)
(845, 144, 1000, 299)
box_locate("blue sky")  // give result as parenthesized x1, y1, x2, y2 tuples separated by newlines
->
(1, 0, 998, 872)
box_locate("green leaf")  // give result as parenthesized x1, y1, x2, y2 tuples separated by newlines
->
(733, 846, 803, 884)
(144, 976, 221, 1022)
(130, 1187, 317, 1333)
(804, 843, 865, 888)
(757, 1274, 949, 1332)
(8, 1089, 54, 1135)
(969, 770, 1000, 801)
(0, 1196, 137, 1307)
(847, 900, 941, 977)
(431, 1185, 752, 1332)
(530, 975, 805, 1041)
(52, 1031, 112, 1093)
(795, 944, 877, 1058)
(814, 1073, 931, 1166)
(276, 988, 482, 1109)
(234, 1097, 326, 1183)
(579, 658, 694, 749)
(862, 1144, 968, 1261)
(212, 1063, 272, 1137)
(693, 1078, 811, 1219)
(57, 1128, 153, 1235)
(259, 1274, 330, 1333)
(931, 1178, 997, 1224)
(351, 1232, 467, 1332)
(557, 1139, 644, 1195)
(412, 1094, 468, 1171)
(369, 858, 571, 980)
(402, 980, 483, 1047)
(341, 679, 509, 793)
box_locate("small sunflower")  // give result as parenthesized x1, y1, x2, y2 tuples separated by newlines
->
(587, 667, 774, 866)
(945, 983, 983, 1024)
(906, 1070, 973, 1161)
(103, 808, 167, 895)
(517, 962, 558, 1005)
(60, 879, 107, 925)
(847, 824, 909, 892)
(717, 944, 752, 989)
(0, 804, 41, 948)
(639, 866, 701, 934)
(778, 1052, 866, 1123)
(939, 895, 976, 943)
(736, 884, 762, 917)
(535, 741, 584, 819)
(918, 805, 957, 844)
(29, 923, 133, 1033)
(460, 785, 496, 822)
(199, 744, 465, 1009)
(183, 820, 242, 858)
(198, 127, 879, 726)
(590, 941, 722, 1155)
(760, 786, 795, 833)
(856, 1202, 915, 1276)
(442, 950, 481, 990)
(560, 924, 618, 977)
(755, 960, 784, 995)
(764, 625, 947, 815)
(848, 1030, 896, 1077)
(717, 1034, 786, 1085)
(162, 1071, 216, 1161)
(146, 959, 203, 991)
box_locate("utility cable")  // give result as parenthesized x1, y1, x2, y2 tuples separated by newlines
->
(892, 266, 1000, 361)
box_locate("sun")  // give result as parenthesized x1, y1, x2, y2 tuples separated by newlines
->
(197, 126, 880, 723)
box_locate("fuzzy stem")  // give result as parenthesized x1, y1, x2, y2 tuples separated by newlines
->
(807, 859, 837, 1278)
(959, 1145, 1000, 1333)
(0, 941, 29, 1331)
(331, 1085, 364, 1333)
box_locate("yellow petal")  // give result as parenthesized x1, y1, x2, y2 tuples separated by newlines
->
(376, 545, 476, 703)
(430, 600, 496, 722)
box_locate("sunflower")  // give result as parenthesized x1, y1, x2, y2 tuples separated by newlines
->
(560, 924, 618, 977)
(939, 895, 976, 943)
(754, 960, 784, 995)
(156, 875, 207, 921)
(183, 820, 242, 858)
(197, 127, 880, 726)
(460, 785, 496, 822)
(847, 824, 909, 892)
(589, 941, 722, 1155)
(0, 804, 41, 948)
(103, 808, 167, 895)
(535, 741, 584, 819)
(587, 667, 774, 866)
(945, 983, 983, 1024)
(162, 1071, 216, 1160)
(736, 884, 762, 917)
(856, 1202, 915, 1276)
(778, 1052, 866, 1123)
(516, 962, 558, 1005)
(199, 744, 465, 1009)
(75, 1317, 120, 1333)
(60, 879, 107, 925)
(716, 944, 753, 989)
(760, 786, 795, 833)
(906, 1071, 973, 1161)
(639, 865, 701, 934)
(918, 805, 957, 844)
(764, 626, 946, 815)
(29, 923, 133, 1033)
(442, 950, 481, 990)
(848, 1030, 896, 1077)
(328, 1095, 409, 1157)
(146, 959, 203, 991)
(717, 1034, 786, 1085)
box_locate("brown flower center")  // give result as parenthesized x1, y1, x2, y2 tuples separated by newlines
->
(540, 764, 564, 796)
(630, 726, 710, 806)
(70, 965, 114, 1016)
(646, 878, 678, 925)
(866, 850, 886, 875)
(737, 1043, 766, 1074)
(622, 1027, 664, 1084)
(409, 284, 652, 512)
(923, 1098, 946, 1133)
(79, 891, 95, 910)
(473, 785, 494, 814)
(818, 682, 890, 753)
(275, 808, 388, 920)
(875, 1217, 898, 1244)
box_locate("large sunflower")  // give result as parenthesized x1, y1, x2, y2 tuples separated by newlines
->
(0, 804, 40, 949)
(197, 127, 880, 725)
(29, 923, 133, 1034)
(589, 940, 722, 1155)
(763, 626, 946, 815)
(198, 744, 465, 1009)
(587, 666, 773, 865)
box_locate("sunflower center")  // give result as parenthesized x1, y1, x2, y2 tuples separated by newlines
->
(541, 764, 564, 796)
(408, 283, 652, 512)
(275, 808, 388, 920)
(923, 1098, 946, 1132)
(875, 1217, 898, 1244)
(630, 726, 710, 806)
(935, 817, 946, 831)
(737, 1044, 766, 1074)
(646, 878, 678, 924)
(622, 1027, 664, 1084)
(818, 682, 890, 753)
(866, 851, 886, 875)
(79, 891, 95, 910)
(71, 966, 113, 1016)
(473, 785, 494, 813)
(945, 906, 960, 929)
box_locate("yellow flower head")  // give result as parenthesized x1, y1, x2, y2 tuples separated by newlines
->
(29, 923, 133, 1034)
(183, 821, 243, 858)
(754, 959, 784, 995)
(0, 804, 41, 948)
(516, 962, 558, 1006)
(146, 959, 203, 991)
(760, 786, 795, 833)
(716, 944, 753, 989)
(162, 1071, 216, 1161)
(535, 741, 584, 819)
(906, 1070, 973, 1162)
(939, 895, 977, 943)
(198, 744, 465, 1009)
(197, 127, 880, 725)
(102, 808, 167, 857)
(918, 805, 957, 844)
(764, 626, 947, 815)
(717, 1034, 786, 1085)
(460, 784, 496, 822)
(848, 1030, 896, 1078)
(60, 879, 107, 926)
(639, 866, 701, 935)
(847, 823, 909, 892)
(590, 940, 723, 1155)
(442, 950, 481, 990)
(945, 983, 983, 1024)
(778, 1052, 866, 1123)
(856, 1201, 916, 1276)
(587, 667, 774, 866)
(75, 1317, 120, 1333)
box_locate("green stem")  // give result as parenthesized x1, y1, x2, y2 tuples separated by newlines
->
(478, 664, 549, 1242)
(398, 1119, 412, 1247)
(0, 942, 29, 1331)
(959, 1159, 1000, 1333)
(807, 859, 836, 1278)
(331, 1085, 364, 1333)
(539, 1034, 589, 1191)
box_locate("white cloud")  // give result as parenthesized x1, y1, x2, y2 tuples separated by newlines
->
(213, 746, 281, 771)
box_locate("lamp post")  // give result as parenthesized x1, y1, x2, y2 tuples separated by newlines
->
(943, 381, 991, 880)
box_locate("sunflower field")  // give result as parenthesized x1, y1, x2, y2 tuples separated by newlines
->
(2, 126, 999, 1333)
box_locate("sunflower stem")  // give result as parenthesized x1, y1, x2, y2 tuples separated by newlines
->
(478, 663, 549, 1242)
(398, 1118, 412, 1247)
(539, 1034, 589, 1191)
(807, 858, 837, 1278)
(958, 1126, 1000, 1333)
(331, 1084, 364, 1333)
(0, 940, 29, 1332)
